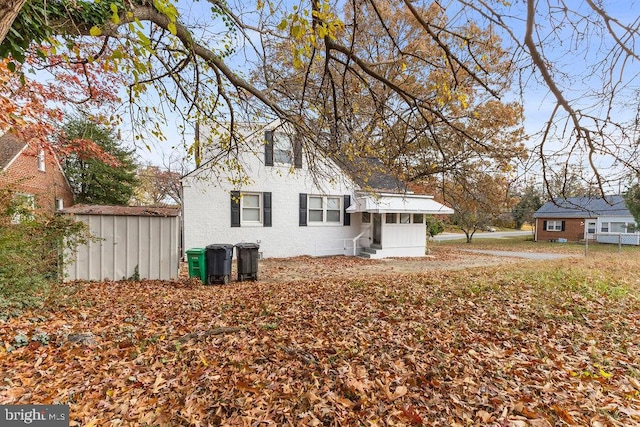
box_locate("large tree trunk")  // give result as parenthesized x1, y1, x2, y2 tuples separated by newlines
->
(0, 0, 27, 47)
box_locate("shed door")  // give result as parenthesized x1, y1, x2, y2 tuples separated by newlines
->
(373, 214, 382, 245)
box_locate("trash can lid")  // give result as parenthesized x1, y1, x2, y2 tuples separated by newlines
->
(206, 243, 234, 250)
(186, 248, 206, 254)
(235, 242, 260, 249)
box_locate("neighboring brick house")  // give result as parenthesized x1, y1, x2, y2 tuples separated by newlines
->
(0, 132, 74, 217)
(533, 195, 636, 243)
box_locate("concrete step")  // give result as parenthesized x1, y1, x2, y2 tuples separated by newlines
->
(361, 247, 378, 254)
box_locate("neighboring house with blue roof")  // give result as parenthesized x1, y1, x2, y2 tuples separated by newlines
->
(533, 195, 638, 244)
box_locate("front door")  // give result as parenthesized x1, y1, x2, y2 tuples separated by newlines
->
(585, 220, 596, 240)
(373, 214, 382, 245)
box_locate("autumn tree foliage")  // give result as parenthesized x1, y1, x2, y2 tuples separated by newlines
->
(444, 172, 516, 243)
(258, 1, 525, 181)
(132, 165, 182, 207)
(0, 0, 637, 190)
(0, 42, 122, 161)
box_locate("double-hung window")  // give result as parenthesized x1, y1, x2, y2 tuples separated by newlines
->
(273, 133, 293, 164)
(231, 191, 272, 227)
(546, 220, 563, 231)
(242, 193, 261, 223)
(308, 195, 341, 224)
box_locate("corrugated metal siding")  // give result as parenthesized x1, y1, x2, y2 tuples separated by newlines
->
(64, 214, 180, 282)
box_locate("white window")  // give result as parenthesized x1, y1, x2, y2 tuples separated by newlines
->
(241, 193, 261, 224)
(546, 220, 563, 231)
(56, 198, 64, 211)
(273, 132, 293, 164)
(385, 213, 397, 224)
(308, 195, 341, 224)
(400, 213, 411, 224)
(601, 222, 609, 233)
(12, 193, 35, 224)
(362, 212, 371, 223)
(37, 149, 45, 172)
(413, 214, 424, 223)
(610, 222, 627, 233)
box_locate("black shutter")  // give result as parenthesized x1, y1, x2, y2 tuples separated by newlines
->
(293, 136, 302, 169)
(543, 220, 547, 231)
(343, 195, 351, 226)
(561, 220, 566, 231)
(231, 191, 240, 227)
(299, 193, 307, 226)
(263, 192, 272, 227)
(264, 131, 274, 166)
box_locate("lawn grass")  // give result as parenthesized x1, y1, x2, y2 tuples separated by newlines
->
(1, 253, 639, 425)
(434, 234, 640, 256)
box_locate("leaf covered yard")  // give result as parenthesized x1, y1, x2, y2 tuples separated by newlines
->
(2, 253, 640, 426)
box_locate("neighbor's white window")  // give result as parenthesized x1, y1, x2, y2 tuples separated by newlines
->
(308, 195, 341, 223)
(241, 193, 261, 223)
(413, 214, 424, 223)
(37, 149, 46, 171)
(610, 222, 627, 233)
(601, 222, 609, 232)
(400, 213, 411, 224)
(385, 213, 397, 224)
(546, 220, 563, 231)
(56, 198, 64, 211)
(361, 212, 371, 223)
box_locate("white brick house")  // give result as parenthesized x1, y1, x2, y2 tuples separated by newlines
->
(182, 121, 453, 259)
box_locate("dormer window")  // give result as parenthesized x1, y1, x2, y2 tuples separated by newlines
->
(264, 130, 302, 168)
(37, 149, 45, 172)
(274, 133, 293, 164)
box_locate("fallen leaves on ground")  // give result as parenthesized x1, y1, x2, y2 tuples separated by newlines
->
(1, 252, 640, 426)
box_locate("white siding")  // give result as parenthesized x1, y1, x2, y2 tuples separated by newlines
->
(379, 223, 427, 257)
(64, 214, 180, 281)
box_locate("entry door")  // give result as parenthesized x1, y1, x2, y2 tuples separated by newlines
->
(373, 214, 382, 245)
(585, 220, 596, 240)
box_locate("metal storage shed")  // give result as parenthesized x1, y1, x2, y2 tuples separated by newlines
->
(61, 205, 181, 282)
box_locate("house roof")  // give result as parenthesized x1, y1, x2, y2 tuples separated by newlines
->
(533, 195, 631, 218)
(61, 204, 180, 217)
(0, 133, 28, 171)
(333, 156, 407, 193)
(347, 192, 454, 215)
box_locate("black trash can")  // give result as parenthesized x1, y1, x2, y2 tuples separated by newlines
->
(235, 242, 260, 281)
(205, 244, 234, 284)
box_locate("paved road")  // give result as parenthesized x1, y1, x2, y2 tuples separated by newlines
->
(433, 230, 533, 241)
(459, 249, 574, 260)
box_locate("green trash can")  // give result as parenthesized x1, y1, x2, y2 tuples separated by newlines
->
(186, 248, 207, 283)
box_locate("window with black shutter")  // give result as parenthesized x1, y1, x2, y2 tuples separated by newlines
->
(299, 193, 307, 226)
(294, 137, 302, 168)
(264, 131, 274, 166)
(343, 195, 351, 226)
(263, 192, 272, 227)
(230, 191, 240, 227)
